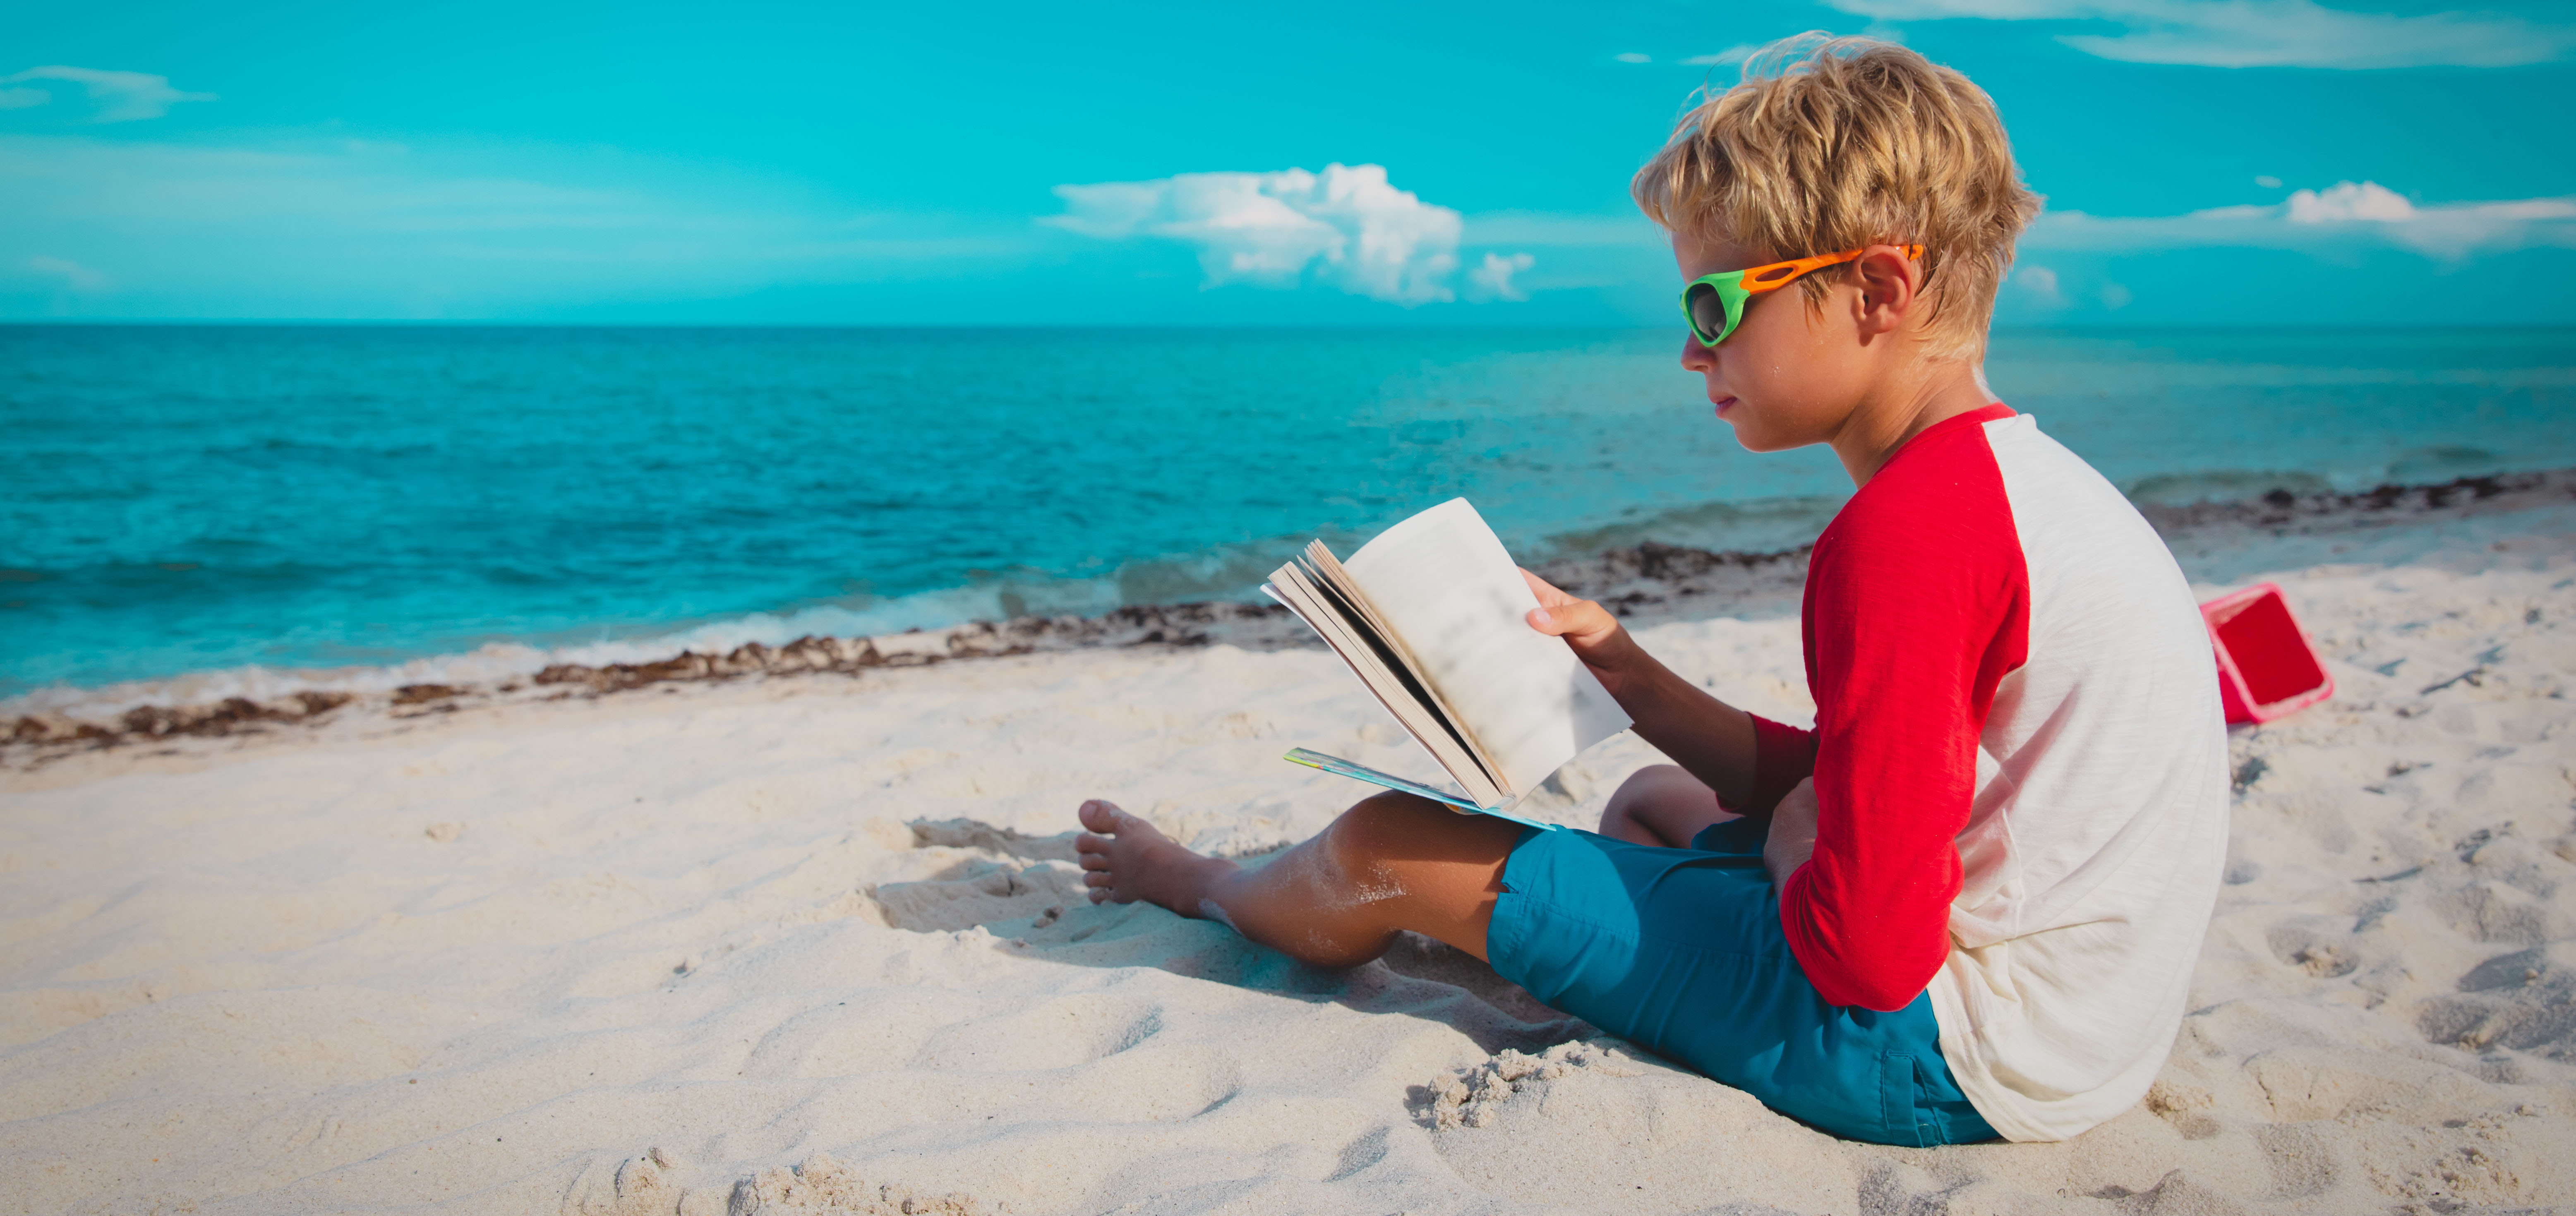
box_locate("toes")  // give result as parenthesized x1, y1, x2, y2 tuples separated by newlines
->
(1078, 851, 1111, 871)
(1077, 799, 1123, 833)
(1083, 871, 1114, 888)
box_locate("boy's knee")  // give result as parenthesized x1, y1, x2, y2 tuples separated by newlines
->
(1602, 764, 1693, 825)
(1324, 791, 1445, 860)
(1322, 791, 1520, 873)
(1606, 765, 1689, 813)
(1601, 765, 1727, 846)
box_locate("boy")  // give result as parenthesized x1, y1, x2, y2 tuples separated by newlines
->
(1074, 35, 2228, 1145)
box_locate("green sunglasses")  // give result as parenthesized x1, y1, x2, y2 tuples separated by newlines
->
(1680, 243, 1926, 347)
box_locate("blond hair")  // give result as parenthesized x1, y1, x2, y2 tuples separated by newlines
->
(1633, 34, 2040, 361)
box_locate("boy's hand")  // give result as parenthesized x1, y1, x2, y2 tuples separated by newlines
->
(1763, 777, 1820, 890)
(1525, 567, 1761, 807)
(1521, 569, 1638, 688)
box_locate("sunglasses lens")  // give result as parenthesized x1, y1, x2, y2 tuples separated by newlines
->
(1686, 284, 1729, 343)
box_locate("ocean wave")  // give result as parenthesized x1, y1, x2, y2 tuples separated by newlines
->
(14, 466, 2575, 725)
(1535, 494, 1848, 560)
(2122, 469, 2335, 506)
(0, 577, 1132, 721)
(2116, 447, 2527, 507)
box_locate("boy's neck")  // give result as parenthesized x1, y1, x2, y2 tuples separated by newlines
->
(1825, 359, 1997, 487)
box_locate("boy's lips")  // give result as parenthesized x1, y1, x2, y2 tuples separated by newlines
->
(1711, 393, 1739, 416)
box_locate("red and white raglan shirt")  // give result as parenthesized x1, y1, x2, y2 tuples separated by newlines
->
(1739, 403, 2230, 1142)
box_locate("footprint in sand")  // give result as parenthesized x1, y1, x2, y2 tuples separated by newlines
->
(870, 817, 1091, 932)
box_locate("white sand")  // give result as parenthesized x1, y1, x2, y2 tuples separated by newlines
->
(5, 509, 2576, 1215)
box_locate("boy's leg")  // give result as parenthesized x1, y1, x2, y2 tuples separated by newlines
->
(1075, 793, 1521, 968)
(1083, 779, 1986, 1146)
(1597, 763, 1742, 848)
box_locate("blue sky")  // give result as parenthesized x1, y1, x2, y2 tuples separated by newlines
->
(3, 0, 2573, 326)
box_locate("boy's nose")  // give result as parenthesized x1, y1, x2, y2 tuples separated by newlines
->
(1679, 333, 1717, 372)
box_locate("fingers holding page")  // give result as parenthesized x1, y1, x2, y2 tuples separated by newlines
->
(1520, 567, 1577, 607)
(1518, 568, 1619, 648)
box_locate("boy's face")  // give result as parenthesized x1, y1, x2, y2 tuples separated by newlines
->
(1672, 230, 1878, 454)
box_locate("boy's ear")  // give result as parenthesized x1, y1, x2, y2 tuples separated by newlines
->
(1848, 244, 1923, 341)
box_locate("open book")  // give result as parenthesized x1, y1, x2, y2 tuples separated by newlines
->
(1262, 499, 1631, 832)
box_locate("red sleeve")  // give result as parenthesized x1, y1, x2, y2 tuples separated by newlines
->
(1779, 407, 2030, 1011)
(1722, 714, 1817, 818)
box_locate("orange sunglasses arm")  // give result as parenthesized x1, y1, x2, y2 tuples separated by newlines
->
(1737, 244, 1925, 295)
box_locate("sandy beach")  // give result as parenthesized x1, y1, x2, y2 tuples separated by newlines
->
(6, 484, 2576, 1215)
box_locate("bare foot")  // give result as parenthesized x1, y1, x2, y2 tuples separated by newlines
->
(1074, 800, 1238, 915)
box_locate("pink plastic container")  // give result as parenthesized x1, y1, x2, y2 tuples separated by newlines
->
(2200, 583, 2333, 725)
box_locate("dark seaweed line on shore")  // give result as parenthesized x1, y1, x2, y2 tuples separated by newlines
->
(8, 469, 2570, 764)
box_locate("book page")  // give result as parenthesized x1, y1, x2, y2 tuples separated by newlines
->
(1302, 542, 1509, 793)
(1341, 499, 1631, 798)
(1261, 567, 1506, 808)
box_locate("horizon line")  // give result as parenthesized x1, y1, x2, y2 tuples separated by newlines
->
(5, 320, 2575, 334)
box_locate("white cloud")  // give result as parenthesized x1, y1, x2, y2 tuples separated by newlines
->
(2255, 174, 2282, 188)
(1468, 252, 1537, 301)
(2023, 180, 2576, 259)
(1615, 52, 1653, 63)
(0, 87, 47, 110)
(29, 254, 110, 293)
(2285, 179, 2414, 222)
(1820, 0, 2576, 68)
(2011, 264, 2066, 307)
(1, 66, 216, 122)
(1682, 44, 1765, 66)
(1045, 163, 1465, 305)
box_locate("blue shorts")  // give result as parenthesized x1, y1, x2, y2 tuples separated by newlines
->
(1484, 818, 1997, 1146)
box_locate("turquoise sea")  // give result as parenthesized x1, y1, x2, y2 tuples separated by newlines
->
(4, 325, 2573, 700)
